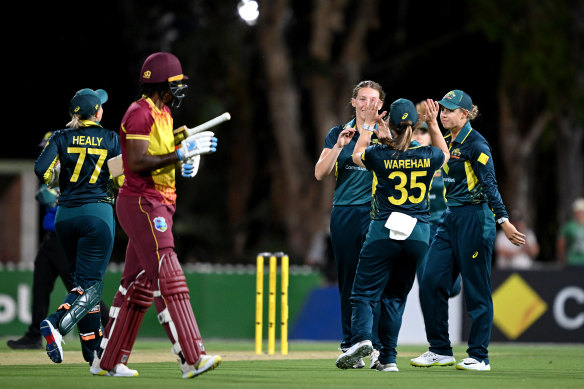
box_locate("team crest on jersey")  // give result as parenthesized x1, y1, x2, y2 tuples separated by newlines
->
(153, 217, 168, 232)
(451, 148, 461, 159)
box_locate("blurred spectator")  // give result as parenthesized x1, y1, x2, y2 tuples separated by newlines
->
(556, 198, 584, 266)
(495, 214, 540, 269)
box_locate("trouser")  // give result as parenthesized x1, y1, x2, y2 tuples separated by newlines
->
(100, 195, 206, 367)
(419, 203, 496, 364)
(350, 219, 428, 364)
(417, 221, 462, 298)
(330, 204, 381, 351)
(27, 231, 109, 339)
(49, 203, 114, 362)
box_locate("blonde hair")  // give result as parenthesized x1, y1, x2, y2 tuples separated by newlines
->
(467, 105, 479, 121)
(415, 100, 427, 116)
(380, 121, 414, 153)
(67, 114, 97, 129)
(66, 115, 83, 129)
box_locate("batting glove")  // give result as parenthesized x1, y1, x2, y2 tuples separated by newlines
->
(176, 131, 218, 161)
(181, 155, 201, 178)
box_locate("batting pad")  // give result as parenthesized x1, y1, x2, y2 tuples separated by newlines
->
(158, 251, 205, 365)
(99, 273, 154, 371)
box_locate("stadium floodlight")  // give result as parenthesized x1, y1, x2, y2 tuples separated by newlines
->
(238, 0, 259, 25)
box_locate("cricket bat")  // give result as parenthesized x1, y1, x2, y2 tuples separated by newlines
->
(107, 112, 231, 178)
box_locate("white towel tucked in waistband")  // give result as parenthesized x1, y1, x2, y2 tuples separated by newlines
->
(385, 212, 417, 240)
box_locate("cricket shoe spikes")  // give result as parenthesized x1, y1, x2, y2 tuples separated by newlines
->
(335, 340, 373, 369)
(40, 319, 64, 363)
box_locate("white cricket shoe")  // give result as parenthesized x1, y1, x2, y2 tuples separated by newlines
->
(369, 349, 380, 369)
(456, 357, 491, 371)
(90, 352, 139, 377)
(335, 340, 373, 369)
(410, 351, 455, 367)
(376, 362, 399, 372)
(353, 358, 365, 369)
(108, 363, 139, 377)
(182, 354, 222, 379)
(40, 320, 64, 363)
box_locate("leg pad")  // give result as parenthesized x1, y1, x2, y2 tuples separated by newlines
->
(99, 272, 153, 370)
(158, 251, 205, 365)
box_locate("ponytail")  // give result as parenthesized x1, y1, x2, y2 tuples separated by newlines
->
(66, 115, 82, 129)
(380, 121, 414, 152)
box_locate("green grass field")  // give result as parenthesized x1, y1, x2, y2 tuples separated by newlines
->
(1, 338, 583, 389)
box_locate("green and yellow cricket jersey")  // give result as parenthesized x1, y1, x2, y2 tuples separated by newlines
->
(323, 119, 378, 206)
(34, 121, 121, 207)
(442, 122, 508, 221)
(361, 140, 445, 222)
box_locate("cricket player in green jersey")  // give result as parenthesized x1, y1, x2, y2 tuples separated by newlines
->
(336, 98, 449, 372)
(34, 88, 121, 366)
(411, 90, 525, 371)
(315, 81, 384, 368)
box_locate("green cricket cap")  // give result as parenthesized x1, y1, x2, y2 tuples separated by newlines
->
(438, 89, 472, 111)
(389, 98, 418, 128)
(70, 88, 108, 119)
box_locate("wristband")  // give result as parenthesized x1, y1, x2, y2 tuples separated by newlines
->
(497, 217, 508, 225)
(363, 124, 374, 131)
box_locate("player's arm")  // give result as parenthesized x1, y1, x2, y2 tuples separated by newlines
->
(126, 132, 217, 174)
(315, 141, 345, 180)
(352, 98, 379, 168)
(125, 138, 179, 174)
(352, 128, 371, 169)
(34, 136, 60, 186)
(424, 99, 449, 166)
(473, 143, 526, 246)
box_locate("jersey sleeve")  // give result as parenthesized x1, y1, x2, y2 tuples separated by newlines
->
(360, 145, 377, 171)
(323, 126, 341, 149)
(122, 105, 154, 141)
(429, 146, 446, 171)
(34, 131, 61, 184)
(472, 140, 509, 220)
(109, 132, 121, 157)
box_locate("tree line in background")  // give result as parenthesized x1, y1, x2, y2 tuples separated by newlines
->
(86, 0, 583, 266)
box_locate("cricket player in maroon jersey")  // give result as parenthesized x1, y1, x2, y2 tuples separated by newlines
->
(90, 52, 220, 378)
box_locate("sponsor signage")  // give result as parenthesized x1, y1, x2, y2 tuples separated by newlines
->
(462, 268, 584, 343)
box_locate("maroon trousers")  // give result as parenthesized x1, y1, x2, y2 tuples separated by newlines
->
(116, 195, 176, 283)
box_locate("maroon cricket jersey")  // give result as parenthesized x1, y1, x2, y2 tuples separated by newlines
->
(118, 97, 177, 205)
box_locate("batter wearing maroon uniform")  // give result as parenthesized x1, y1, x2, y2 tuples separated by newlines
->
(91, 52, 221, 379)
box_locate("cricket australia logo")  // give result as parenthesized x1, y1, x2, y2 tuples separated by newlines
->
(444, 91, 456, 100)
(153, 216, 168, 232)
